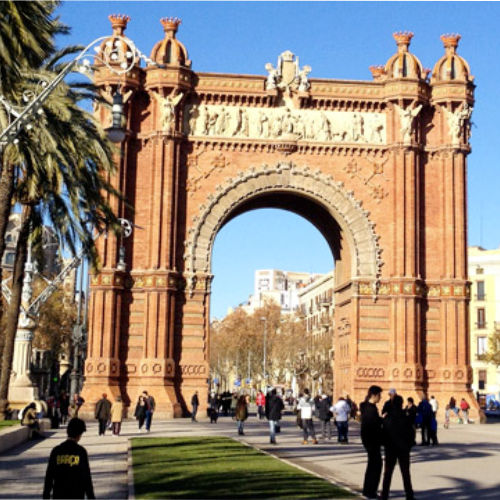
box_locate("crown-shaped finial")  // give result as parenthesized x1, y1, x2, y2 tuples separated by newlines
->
(369, 65, 386, 80)
(441, 33, 461, 54)
(108, 14, 130, 36)
(161, 17, 182, 36)
(393, 31, 414, 52)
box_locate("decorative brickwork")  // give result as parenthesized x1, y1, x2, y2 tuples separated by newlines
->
(81, 18, 480, 420)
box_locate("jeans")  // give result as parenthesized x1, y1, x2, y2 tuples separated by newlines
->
(302, 419, 316, 441)
(112, 422, 121, 435)
(269, 420, 278, 442)
(98, 419, 108, 435)
(321, 419, 332, 439)
(336, 420, 349, 442)
(258, 406, 265, 419)
(381, 448, 414, 500)
(363, 442, 382, 498)
(237, 420, 245, 434)
(145, 410, 153, 431)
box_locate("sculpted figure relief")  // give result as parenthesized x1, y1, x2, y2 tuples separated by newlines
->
(446, 103, 473, 145)
(154, 90, 184, 132)
(184, 103, 386, 145)
(396, 102, 422, 144)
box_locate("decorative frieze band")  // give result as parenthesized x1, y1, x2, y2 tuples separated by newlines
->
(90, 271, 184, 290)
(356, 280, 470, 298)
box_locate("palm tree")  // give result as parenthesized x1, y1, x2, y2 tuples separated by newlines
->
(0, 0, 67, 366)
(0, 47, 122, 417)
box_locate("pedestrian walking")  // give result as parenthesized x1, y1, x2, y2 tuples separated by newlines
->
(360, 385, 383, 499)
(460, 398, 471, 423)
(318, 394, 333, 440)
(382, 388, 397, 418)
(256, 390, 266, 420)
(235, 395, 248, 435)
(208, 392, 219, 423)
(191, 391, 199, 422)
(94, 394, 111, 436)
(449, 396, 461, 422)
(21, 402, 43, 440)
(143, 391, 156, 431)
(429, 395, 439, 417)
(298, 389, 318, 445)
(381, 395, 415, 500)
(59, 392, 70, 425)
(266, 388, 284, 444)
(110, 396, 124, 436)
(71, 394, 85, 418)
(134, 395, 147, 431)
(43, 418, 95, 499)
(417, 396, 434, 445)
(333, 396, 351, 443)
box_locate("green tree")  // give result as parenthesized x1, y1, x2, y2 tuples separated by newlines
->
(484, 330, 500, 366)
(0, 42, 120, 417)
(0, 0, 67, 375)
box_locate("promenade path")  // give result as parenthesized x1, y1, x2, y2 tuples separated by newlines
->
(1, 410, 500, 499)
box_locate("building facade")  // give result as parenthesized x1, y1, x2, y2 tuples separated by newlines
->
(242, 269, 321, 314)
(468, 246, 500, 400)
(297, 272, 335, 395)
(83, 15, 478, 418)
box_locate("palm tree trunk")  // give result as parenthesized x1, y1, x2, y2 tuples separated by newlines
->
(0, 161, 17, 371)
(0, 205, 31, 418)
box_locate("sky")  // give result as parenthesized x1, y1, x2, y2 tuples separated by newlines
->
(57, 1, 500, 318)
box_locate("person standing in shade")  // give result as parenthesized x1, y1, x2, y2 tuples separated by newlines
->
(235, 395, 248, 435)
(208, 392, 219, 423)
(256, 390, 266, 420)
(191, 391, 199, 422)
(143, 391, 156, 431)
(298, 389, 318, 445)
(333, 396, 351, 443)
(318, 394, 333, 441)
(360, 385, 383, 499)
(59, 392, 70, 425)
(110, 396, 124, 436)
(266, 388, 284, 444)
(381, 395, 415, 500)
(382, 388, 397, 418)
(94, 394, 111, 436)
(417, 395, 434, 445)
(43, 418, 95, 499)
(134, 395, 147, 432)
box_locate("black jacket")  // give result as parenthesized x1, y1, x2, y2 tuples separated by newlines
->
(383, 409, 415, 454)
(360, 401, 382, 447)
(94, 398, 111, 420)
(318, 398, 332, 421)
(43, 439, 95, 499)
(267, 394, 284, 421)
(191, 393, 199, 406)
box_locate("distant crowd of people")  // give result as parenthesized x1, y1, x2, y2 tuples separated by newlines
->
(17, 385, 473, 500)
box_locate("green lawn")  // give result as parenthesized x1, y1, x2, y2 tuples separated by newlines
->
(132, 436, 354, 499)
(0, 420, 19, 429)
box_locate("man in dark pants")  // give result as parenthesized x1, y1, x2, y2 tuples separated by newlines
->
(94, 393, 111, 436)
(43, 418, 95, 499)
(191, 391, 199, 422)
(381, 395, 415, 500)
(360, 385, 383, 499)
(417, 396, 433, 445)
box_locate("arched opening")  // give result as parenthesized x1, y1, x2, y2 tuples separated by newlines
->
(210, 206, 335, 396)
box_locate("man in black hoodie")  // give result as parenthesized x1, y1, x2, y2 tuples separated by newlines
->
(266, 388, 284, 444)
(360, 385, 383, 499)
(43, 418, 95, 499)
(381, 395, 415, 500)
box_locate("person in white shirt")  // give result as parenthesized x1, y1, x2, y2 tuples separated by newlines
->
(332, 397, 351, 443)
(298, 389, 318, 445)
(429, 395, 439, 417)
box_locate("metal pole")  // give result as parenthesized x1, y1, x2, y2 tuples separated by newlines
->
(263, 319, 267, 384)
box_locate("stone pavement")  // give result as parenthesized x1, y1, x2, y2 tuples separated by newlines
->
(1, 411, 500, 499)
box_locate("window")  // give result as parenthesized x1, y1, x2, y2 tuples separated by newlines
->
(478, 370, 487, 390)
(4, 252, 15, 265)
(477, 336, 487, 356)
(477, 281, 485, 301)
(477, 308, 486, 329)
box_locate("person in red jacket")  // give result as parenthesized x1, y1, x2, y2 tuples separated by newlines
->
(460, 398, 471, 424)
(256, 390, 266, 420)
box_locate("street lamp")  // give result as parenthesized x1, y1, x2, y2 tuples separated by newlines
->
(0, 32, 159, 149)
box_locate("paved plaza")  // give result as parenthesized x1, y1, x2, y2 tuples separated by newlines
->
(1, 411, 499, 499)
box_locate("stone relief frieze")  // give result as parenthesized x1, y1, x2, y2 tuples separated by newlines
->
(184, 104, 386, 145)
(342, 156, 390, 203)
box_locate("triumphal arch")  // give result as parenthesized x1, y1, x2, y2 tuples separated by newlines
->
(81, 15, 476, 417)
